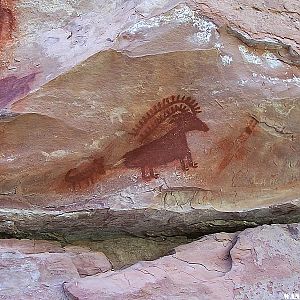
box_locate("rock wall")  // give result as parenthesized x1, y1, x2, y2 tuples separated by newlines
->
(0, 1, 300, 239)
(0, 1, 299, 298)
(0, 0, 299, 238)
(65, 223, 300, 300)
(0, 224, 299, 299)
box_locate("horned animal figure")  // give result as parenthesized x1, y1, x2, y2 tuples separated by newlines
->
(65, 157, 105, 190)
(123, 95, 209, 181)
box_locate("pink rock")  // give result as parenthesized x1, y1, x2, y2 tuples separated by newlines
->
(0, 239, 111, 299)
(64, 245, 112, 277)
(0, 250, 79, 299)
(64, 224, 300, 300)
(226, 224, 300, 299)
(0, 238, 63, 254)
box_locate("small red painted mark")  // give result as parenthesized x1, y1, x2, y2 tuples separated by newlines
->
(217, 117, 259, 173)
(0, 0, 16, 51)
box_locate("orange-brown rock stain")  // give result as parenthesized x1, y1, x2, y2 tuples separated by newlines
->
(0, 0, 16, 53)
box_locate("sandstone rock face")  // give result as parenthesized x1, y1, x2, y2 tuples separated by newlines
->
(0, 2, 299, 298)
(0, 224, 298, 299)
(64, 223, 300, 300)
(0, 1, 299, 239)
(0, 239, 111, 299)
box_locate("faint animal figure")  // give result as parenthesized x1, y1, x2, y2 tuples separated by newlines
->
(65, 156, 106, 190)
(123, 95, 209, 181)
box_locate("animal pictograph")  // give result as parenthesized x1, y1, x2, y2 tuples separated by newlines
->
(123, 95, 209, 181)
(131, 95, 202, 143)
(65, 156, 106, 190)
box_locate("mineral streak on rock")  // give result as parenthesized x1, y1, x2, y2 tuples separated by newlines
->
(0, 0, 16, 52)
(0, 72, 38, 109)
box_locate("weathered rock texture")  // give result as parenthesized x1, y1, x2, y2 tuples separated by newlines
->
(0, 223, 298, 300)
(0, 1, 299, 238)
(0, 238, 111, 299)
(61, 223, 297, 299)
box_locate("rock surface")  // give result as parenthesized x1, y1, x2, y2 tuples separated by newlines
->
(0, 1, 299, 239)
(0, 223, 298, 299)
(0, 2, 299, 298)
(1, 0, 299, 102)
(0, 238, 111, 299)
(60, 223, 298, 300)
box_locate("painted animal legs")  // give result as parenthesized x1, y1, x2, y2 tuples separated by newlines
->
(149, 168, 159, 179)
(88, 176, 94, 186)
(141, 166, 159, 181)
(180, 159, 189, 171)
(187, 151, 198, 168)
(141, 167, 150, 181)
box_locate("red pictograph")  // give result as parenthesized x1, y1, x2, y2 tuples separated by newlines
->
(123, 95, 209, 181)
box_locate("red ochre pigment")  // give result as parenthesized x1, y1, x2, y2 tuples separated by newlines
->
(124, 95, 209, 181)
(0, 1, 16, 50)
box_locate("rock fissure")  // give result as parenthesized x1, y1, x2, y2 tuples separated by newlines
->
(172, 255, 227, 274)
